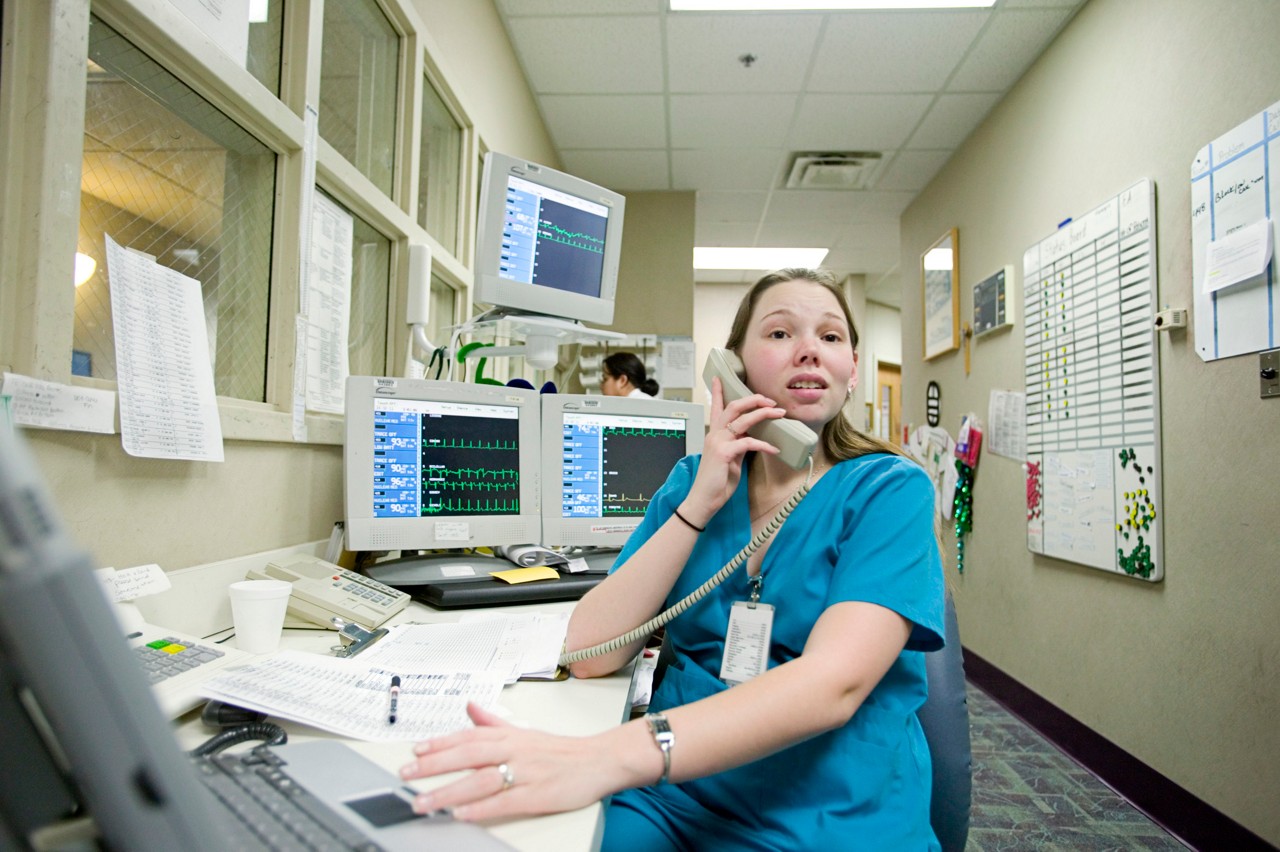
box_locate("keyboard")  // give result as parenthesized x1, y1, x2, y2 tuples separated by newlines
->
(126, 624, 252, 717)
(133, 635, 229, 684)
(192, 746, 383, 851)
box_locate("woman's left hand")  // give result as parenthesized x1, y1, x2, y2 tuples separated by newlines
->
(400, 702, 623, 821)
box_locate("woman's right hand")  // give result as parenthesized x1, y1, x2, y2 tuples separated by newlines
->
(680, 376, 787, 525)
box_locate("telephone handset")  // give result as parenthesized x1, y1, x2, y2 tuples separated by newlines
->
(560, 350, 820, 668)
(703, 348, 818, 470)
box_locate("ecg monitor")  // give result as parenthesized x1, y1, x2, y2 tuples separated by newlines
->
(344, 376, 541, 552)
(540, 395, 704, 549)
(473, 152, 625, 326)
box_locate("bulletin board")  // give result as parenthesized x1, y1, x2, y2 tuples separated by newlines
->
(1022, 180, 1163, 581)
(1190, 99, 1280, 361)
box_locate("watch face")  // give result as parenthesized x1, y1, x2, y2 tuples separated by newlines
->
(926, 381, 941, 427)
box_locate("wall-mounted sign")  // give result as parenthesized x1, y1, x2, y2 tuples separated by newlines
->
(926, 381, 941, 427)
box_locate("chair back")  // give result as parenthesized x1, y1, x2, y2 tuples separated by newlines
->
(918, 591, 972, 852)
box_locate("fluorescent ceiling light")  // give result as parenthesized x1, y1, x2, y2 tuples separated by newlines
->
(672, 1, 995, 10)
(694, 247, 829, 270)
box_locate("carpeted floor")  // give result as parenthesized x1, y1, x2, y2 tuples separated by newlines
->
(965, 683, 1189, 851)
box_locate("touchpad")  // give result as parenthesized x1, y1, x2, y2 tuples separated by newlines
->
(344, 791, 429, 828)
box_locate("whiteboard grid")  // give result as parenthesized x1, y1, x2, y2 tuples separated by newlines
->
(1022, 181, 1163, 581)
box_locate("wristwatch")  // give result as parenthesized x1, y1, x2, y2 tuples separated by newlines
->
(644, 713, 675, 784)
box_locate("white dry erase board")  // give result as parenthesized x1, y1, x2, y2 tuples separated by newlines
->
(1022, 180, 1163, 581)
(1190, 100, 1280, 361)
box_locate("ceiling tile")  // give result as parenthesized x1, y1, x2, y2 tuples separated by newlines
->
(906, 92, 1002, 148)
(665, 14, 823, 93)
(696, 191, 770, 223)
(670, 94, 796, 148)
(506, 16, 663, 93)
(766, 188, 916, 222)
(754, 219, 847, 247)
(671, 148, 786, 191)
(876, 149, 954, 192)
(559, 150, 672, 191)
(949, 8, 1076, 91)
(790, 93, 933, 151)
(807, 11, 989, 94)
(695, 221, 761, 246)
(539, 95, 667, 148)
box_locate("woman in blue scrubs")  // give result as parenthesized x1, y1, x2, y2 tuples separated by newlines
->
(401, 268, 946, 850)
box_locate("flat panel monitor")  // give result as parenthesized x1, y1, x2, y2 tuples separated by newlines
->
(344, 376, 542, 552)
(473, 152, 625, 326)
(540, 395, 704, 550)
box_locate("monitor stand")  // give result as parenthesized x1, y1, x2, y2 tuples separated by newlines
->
(364, 552, 507, 589)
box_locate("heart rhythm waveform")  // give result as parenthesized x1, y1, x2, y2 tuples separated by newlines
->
(538, 221, 604, 253)
(423, 497, 520, 515)
(425, 438, 518, 451)
(425, 466, 519, 494)
(602, 427, 686, 439)
(602, 494, 652, 516)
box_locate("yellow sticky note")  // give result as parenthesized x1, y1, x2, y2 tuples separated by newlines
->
(492, 566, 560, 585)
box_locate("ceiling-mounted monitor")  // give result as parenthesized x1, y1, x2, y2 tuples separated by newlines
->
(473, 152, 625, 327)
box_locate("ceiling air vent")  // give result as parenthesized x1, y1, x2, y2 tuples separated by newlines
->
(784, 152, 883, 190)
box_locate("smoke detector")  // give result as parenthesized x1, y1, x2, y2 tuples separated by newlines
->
(784, 151, 884, 190)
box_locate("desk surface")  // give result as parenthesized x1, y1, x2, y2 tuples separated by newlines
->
(172, 599, 635, 852)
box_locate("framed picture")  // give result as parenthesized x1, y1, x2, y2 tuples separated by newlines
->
(921, 228, 960, 360)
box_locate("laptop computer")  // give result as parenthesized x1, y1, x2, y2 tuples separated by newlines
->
(0, 425, 511, 851)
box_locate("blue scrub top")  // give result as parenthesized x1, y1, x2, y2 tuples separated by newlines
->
(605, 452, 945, 851)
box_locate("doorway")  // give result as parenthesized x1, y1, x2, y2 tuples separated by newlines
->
(876, 362, 902, 445)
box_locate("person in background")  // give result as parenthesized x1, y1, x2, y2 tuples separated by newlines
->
(600, 352, 660, 398)
(400, 268, 945, 850)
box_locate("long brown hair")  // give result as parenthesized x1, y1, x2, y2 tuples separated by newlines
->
(724, 268, 907, 464)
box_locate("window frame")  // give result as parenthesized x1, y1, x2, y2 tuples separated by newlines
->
(0, 0, 483, 446)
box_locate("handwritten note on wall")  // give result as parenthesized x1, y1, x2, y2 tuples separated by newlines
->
(1, 372, 116, 434)
(1190, 99, 1280, 360)
(1022, 181, 1163, 581)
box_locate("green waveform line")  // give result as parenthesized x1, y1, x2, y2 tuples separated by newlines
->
(424, 438, 518, 451)
(603, 427, 685, 439)
(603, 506, 647, 515)
(429, 467, 519, 481)
(423, 498, 520, 514)
(603, 494, 651, 503)
(538, 222, 604, 251)
(428, 480, 519, 493)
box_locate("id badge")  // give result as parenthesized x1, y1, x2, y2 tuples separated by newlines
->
(719, 601, 774, 685)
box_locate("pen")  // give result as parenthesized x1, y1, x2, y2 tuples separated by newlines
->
(388, 675, 401, 724)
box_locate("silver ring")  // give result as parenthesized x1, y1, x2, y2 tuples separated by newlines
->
(497, 763, 514, 791)
(727, 423, 741, 437)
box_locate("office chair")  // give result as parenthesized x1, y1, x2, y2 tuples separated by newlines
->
(917, 590, 972, 852)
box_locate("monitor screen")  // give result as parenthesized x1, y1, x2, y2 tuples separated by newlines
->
(540, 395, 705, 549)
(344, 377, 542, 552)
(473, 152, 625, 326)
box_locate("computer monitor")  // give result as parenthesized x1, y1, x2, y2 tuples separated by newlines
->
(473, 152, 625, 327)
(344, 376, 542, 553)
(540, 395, 705, 551)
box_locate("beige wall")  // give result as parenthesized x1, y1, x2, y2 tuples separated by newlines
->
(610, 191, 696, 340)
(411, 0, 558, 167)
(899, 0, 1280, 842)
